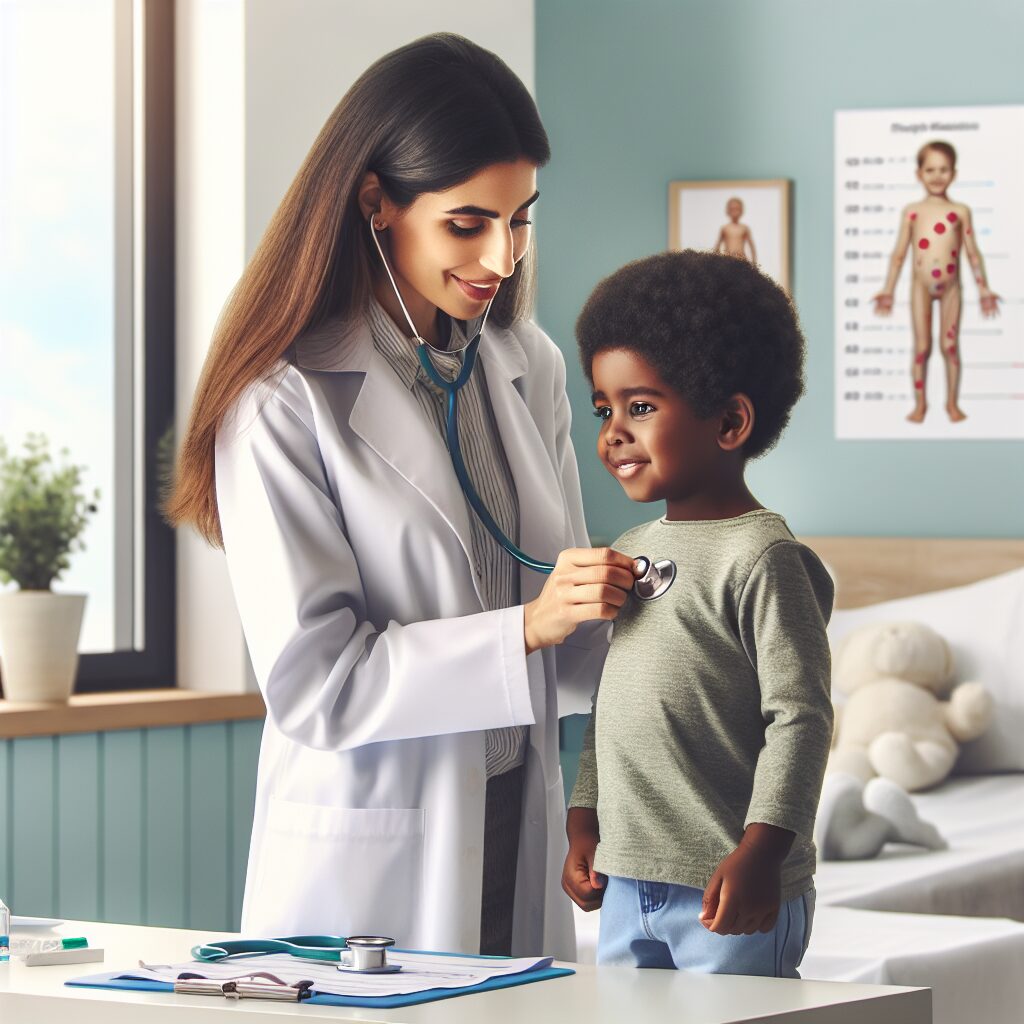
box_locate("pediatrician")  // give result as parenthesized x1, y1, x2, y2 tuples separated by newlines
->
(166, 34, 636, 961)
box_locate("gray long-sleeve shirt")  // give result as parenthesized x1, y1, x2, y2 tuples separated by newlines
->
(569, 510, 834, 901)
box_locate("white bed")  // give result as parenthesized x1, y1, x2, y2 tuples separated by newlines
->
(800, 907, 1024, 1024)
(815, 773, 1024, 920)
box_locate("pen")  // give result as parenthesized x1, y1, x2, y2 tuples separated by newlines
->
(11, 937, 89, 955)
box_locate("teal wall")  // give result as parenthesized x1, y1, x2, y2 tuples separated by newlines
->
(535, 0, 1024, 546)
(0, 720, 261, 931)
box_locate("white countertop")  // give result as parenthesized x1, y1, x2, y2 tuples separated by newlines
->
(0, 919, 930, 1023)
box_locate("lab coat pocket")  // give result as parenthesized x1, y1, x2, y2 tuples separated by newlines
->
(251, 798, 425, 943)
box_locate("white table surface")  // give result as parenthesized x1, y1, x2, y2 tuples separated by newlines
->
(0, 919, 929, 1024)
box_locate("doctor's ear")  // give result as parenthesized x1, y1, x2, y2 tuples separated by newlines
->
(357, 172, 394, 228)
(717, 394, 755, 452)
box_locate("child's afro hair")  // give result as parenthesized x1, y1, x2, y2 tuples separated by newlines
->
(576, 249, 806, 459)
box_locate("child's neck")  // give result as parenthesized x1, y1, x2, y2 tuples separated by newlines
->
(664, 477, 762, 522)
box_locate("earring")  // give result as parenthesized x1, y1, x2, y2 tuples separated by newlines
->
(373, 217, 386, 231)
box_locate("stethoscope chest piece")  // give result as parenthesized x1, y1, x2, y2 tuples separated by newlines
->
(337, 936, 401, 974)
(632, 556, 677, 601)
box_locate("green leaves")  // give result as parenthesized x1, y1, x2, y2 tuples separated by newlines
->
(0, 434, 100, 591)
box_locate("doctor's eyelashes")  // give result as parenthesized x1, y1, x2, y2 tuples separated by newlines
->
(446, 219, 532, 239)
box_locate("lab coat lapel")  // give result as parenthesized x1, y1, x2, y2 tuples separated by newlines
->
(479, 325, 568, 604)
(337, 326, 486, 609)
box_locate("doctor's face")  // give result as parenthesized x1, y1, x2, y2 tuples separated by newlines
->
(378, 158, 538, 324)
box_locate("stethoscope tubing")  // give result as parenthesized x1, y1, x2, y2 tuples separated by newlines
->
(417, 339, 555, 575)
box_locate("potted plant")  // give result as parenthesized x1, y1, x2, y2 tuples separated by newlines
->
(0, 434, 99, 702)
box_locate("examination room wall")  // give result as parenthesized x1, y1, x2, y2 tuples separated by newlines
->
(534, 0, 1024, 547)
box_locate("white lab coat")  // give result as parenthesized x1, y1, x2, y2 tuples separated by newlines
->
(215, 311, 609, 959)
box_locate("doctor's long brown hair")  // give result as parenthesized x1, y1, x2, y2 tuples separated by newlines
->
(165, 34, 550, 547)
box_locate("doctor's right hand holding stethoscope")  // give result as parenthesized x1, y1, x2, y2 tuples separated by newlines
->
(166, 33, 644, 961)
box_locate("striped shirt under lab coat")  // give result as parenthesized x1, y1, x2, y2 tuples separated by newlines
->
(367, 298, 527, 778)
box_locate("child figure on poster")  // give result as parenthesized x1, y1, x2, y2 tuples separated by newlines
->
(563, 251, 833, 977)
(873, 140, 1001, 424)
(715, 197, 758, 264)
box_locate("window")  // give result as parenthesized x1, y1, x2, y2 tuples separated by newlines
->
(0, 0, 174, 690)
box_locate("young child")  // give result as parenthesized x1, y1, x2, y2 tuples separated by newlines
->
(563, 250, 834, 978)
(714, 197, 757, 264)
(873, 140, 1001, 424)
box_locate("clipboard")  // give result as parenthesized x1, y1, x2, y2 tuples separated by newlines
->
(67, 956, 575, 1008)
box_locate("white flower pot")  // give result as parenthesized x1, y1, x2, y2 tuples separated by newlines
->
(0, 591, 87, 702)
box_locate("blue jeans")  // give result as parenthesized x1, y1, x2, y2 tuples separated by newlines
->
(597, 876, 815, 976)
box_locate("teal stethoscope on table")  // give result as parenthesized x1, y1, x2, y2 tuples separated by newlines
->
(369, 216, 676, 600)
(192, 934, 401, 973)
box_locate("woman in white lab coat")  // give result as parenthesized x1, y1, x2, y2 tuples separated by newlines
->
(166, 34, 635, 960)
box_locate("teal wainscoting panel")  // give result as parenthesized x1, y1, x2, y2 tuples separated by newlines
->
(11, 737, 55, 917)
(229, 719, 262, 929)
(145, 727, 187, 928)
(1, 715, 264, 930)
(102, 730, 145, 923)
(560, 714, 589, 805)
(0, 741, 11, 904)
(188, 722, 230, 931)
(56, 733, 101, 920)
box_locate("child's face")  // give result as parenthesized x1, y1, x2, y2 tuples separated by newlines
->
(590, 348, 723, 506)
(726, 198, 743, 221)
(916, 150, 955, 196)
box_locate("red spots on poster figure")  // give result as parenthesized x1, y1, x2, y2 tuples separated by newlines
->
(910, 212, 918, 220)
(932, 269, 942, 278)
(934, 222, 946, 234)
(914, 380, 924, 389)
(915, 352, 926, 365)
(947, 212, 958, 222)
(947, 264, 956, 274)
(919, 239, 930, 249)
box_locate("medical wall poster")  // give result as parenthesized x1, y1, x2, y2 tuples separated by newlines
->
(834, 106, 1024, 440)
(669, 179, 791, 293)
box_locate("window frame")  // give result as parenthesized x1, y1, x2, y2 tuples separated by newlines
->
(76, 0, 176, 693)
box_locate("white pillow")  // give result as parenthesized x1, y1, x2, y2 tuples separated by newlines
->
(827, 567, 1024, 774)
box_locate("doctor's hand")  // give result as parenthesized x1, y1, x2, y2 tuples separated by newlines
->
(523, 547, 637, 655)
(562, 806, 606, 911)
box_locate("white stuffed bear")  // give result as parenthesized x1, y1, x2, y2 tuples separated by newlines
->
(829, 621, 994, 792)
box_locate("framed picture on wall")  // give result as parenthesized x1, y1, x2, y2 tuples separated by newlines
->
(668, 179, 792, 293)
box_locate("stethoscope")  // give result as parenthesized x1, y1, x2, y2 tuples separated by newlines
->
(192, 935, 401, 974)
(369, 216, 676, 601)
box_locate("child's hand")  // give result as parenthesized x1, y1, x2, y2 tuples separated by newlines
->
(980, 289, 1002, 318)
(872, 292, 894, 316)
(562, 807, 606, 911)
(699, 823, 794, 935)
